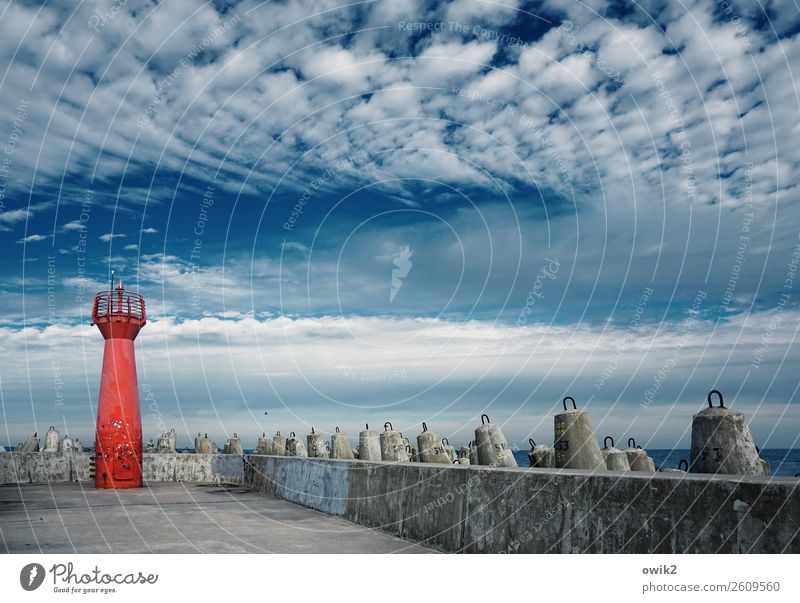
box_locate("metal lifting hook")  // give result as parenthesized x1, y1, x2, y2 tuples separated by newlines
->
(563, 396, 576, 411)
(604, 436, 614, 449)
(707, 389, 724, 408)
(481, 413, 490, 425)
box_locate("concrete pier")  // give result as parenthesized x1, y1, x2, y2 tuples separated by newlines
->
(0, 482, 433, 554)
(3, 452, 798, 554)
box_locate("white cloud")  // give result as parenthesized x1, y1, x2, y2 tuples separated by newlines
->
(61, 220, 85, 231)
(99, 233, 126, 242)
(17, 234, 47, 243)
(1, 309, 798, 447)
(444, 0, 521, 26)
(281, 241, 309, 254)
(0, 0, 793, 239)
(0, 209, 30, 225)
(61, 276, 107, 292)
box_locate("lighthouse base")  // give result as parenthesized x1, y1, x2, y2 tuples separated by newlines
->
(95, 450, 142, 489)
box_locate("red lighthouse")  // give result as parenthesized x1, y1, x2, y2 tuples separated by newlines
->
(92, 278, 146, 488)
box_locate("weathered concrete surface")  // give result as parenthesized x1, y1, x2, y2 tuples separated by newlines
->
(691, 407, 767, 475)
(255, 434, 272, 455)
(475, 422, 517, 467)
(553, 410, 605, 470)
(417, 429, 450, 464)
(0, 452, 90, 483)
(142, 453, 243, 483)
(529, 443, 555, 468)
(625, 445, 652, 472)
(307, 431, 328, 458)
(0, 482, 433, 553)
(272, 433, 286, 455)
(0, 453, 242, 485)
(244, 455, 800, 553)
(330, 431, 355, 459)
(380, 429, 408, 461)
(601, 444, 631, 471)
(358, 427, 381, 461)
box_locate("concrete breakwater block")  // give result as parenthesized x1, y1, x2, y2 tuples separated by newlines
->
(194, 433, 213, 454)
(553, 397, 605, 471)
(442, 438, 457, 463)
(380, 422, 410, 462)
(601, 437, 630, 471)
(475, 414, 517, 467)
(528, 439, 555, 468)
(307, 428, 328, 458)
(358, 424, 381, 461)
(272, 431, 286, 456)
(330, 427, 355, 460)
(417, 423, 451, 464)
(20, 432, 40, 452)
(43, 426, 60, 452)
(623, 439, 652, 472)
(691, 390, 769, 476)
(286, 432, 308, 457)
(255, 433, 273, 455)
(224, 433, 243, 455)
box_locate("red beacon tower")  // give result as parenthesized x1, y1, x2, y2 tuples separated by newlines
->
(91, 278, 146, 488)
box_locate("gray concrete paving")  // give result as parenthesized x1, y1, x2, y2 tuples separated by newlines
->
(0, 482, 434, 554)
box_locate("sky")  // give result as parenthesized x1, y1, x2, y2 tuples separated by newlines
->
(1, 0, 799, 451)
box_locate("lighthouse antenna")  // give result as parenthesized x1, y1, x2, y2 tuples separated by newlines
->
(110, 268, 114, 292)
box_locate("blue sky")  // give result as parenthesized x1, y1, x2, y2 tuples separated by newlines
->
(1, 0, 799, 450)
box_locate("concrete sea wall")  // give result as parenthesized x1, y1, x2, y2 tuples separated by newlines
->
(0, 452, 243, 484)
(143, 453, 243, 483)
(243, 455, 800, 553)
(0, 451, 90, 483)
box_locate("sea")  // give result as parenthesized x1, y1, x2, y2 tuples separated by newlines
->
(512, 448, 800, 477)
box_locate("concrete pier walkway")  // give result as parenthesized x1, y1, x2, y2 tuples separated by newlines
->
(0, 482, 433, 554)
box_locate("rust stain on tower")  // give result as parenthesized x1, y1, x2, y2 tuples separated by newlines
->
(92, 279, 146, 488)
